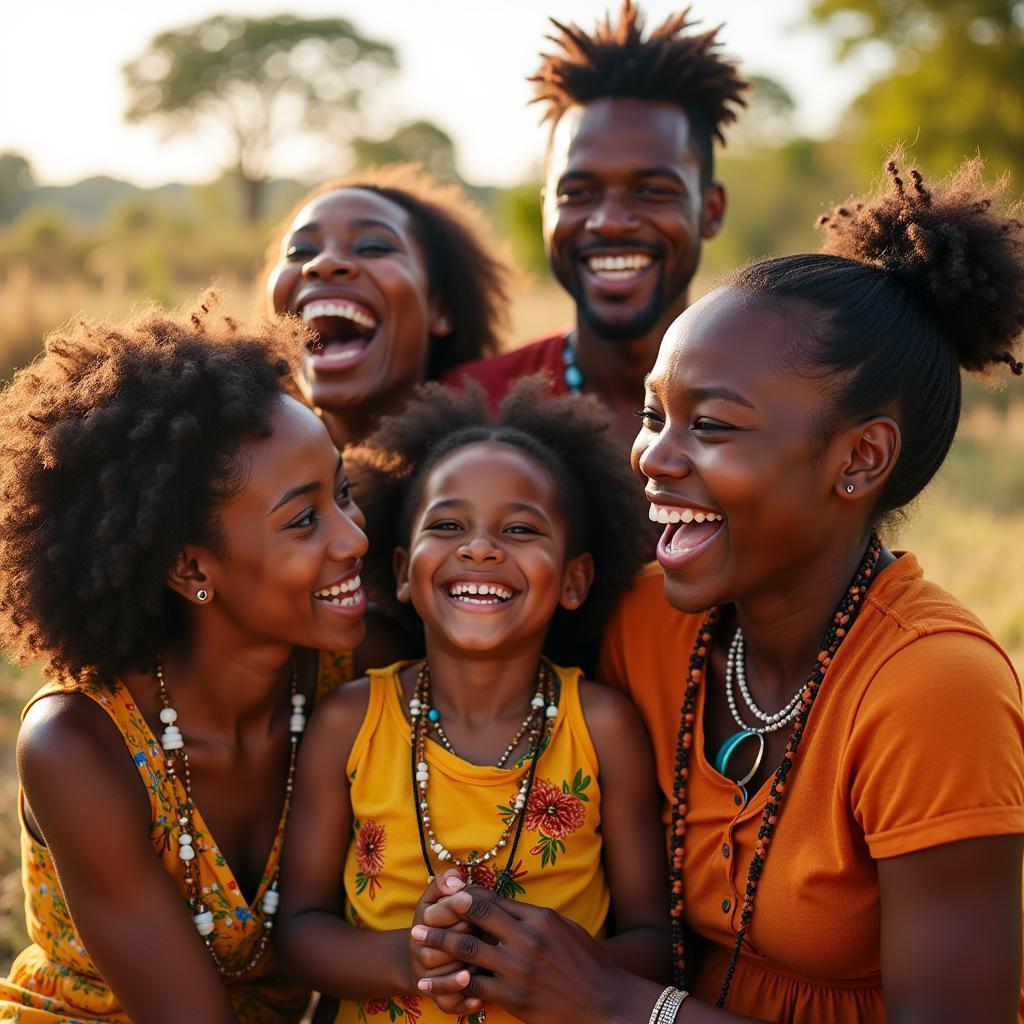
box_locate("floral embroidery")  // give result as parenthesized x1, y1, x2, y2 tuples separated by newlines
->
(500, 773, 589, 869)
(359, 995, 422, 1022)
(355, 818, 387, 899)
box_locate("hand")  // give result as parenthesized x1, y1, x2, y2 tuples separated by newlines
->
(411, 886, 648, 1024)
(408, 870, 476, 998)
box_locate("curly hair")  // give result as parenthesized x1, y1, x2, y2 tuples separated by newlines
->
(347, 376, 648, 665)
(530, 1, 749, 183)
(263, 163, 512, 379)
(0, 297, 305, 682)
(726, 153, 1024, 515)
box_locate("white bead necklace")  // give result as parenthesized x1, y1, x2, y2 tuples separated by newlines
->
(156, 656, 305, 978)
(410, 660, 557, 883)
(724, 628, 805, 735)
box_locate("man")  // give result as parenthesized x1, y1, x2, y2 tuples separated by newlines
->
(444, 1, 748, 448)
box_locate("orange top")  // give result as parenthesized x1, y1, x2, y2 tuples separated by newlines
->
(599, 553, 1024, 1023)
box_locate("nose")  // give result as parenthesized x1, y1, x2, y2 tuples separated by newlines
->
(326, 502, 369, 563)
(635, 427, 693, 484)
(585, 190, 641, 238)
(457, 532, 505, 565)
(302, 247, 359, 281)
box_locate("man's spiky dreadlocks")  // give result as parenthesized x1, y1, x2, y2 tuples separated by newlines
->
(530, 1, 748, 182)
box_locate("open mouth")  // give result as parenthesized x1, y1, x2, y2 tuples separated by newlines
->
(314, 573, 362, 607)
(580, 250, 657, 287)
(302, 300, 379, 371)
(442, 580, 517, 607)
(649, 503, 724, 559)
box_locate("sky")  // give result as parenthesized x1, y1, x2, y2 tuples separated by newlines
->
(0, 0, 890, 190)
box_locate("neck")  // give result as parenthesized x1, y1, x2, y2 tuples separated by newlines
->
(573, 295, 688, 406)
(422, 634, 547, 729)
(153, 615, 295, 738)
(730, 530, 887, 701)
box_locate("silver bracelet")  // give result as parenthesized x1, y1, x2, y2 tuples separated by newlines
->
(648, 986, 689, 1024)
(658, 986, 690, 1024)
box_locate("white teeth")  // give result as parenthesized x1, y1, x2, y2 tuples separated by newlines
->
(586, 253, 653, 273)
(647, 504, 723, 526)
(447, 581, 514, 602)
(301, 301, 377, 331)
(315, 574, 361, 599)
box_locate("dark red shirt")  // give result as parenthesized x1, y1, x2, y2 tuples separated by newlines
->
(440, 331, 569, 409)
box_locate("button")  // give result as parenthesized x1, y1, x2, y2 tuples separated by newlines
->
(734, 793, 744, 806)
(722, 898, 731, 913)
(722, 843, 731, 859)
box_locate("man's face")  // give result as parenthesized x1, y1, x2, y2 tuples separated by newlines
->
(543, 97, 725, 342)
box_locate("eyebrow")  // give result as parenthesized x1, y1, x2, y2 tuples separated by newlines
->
(558, 166, 688, 187)
(423, 499, 551, 521)
(644, 376, 756, 411)
(270, 457, 344, 514)
(290, 218, 401, 236)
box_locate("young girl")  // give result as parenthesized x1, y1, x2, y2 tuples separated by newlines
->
(278, 376, 669, 1023)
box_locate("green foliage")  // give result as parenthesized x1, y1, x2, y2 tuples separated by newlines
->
(352, 120, 461, 184)
(808, 0, 1024, 185)
(0, 153, 33, 221)
(123, 14, 398, 220)
(493, 182, 546, 276)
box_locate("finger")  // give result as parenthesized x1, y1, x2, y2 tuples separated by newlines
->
(415, 869, 467, 914)
(422, 898, 474, 929)
(410, 924, 503, 972)
(418, 969, 505, 1007)
(433, 993, 486, 1016)
(433, 887, 526, 942)
(417, 945, 463, 971)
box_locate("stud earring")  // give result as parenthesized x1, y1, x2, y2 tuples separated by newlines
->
(845, 484, 855, 494)
(196, 589, 209, 601)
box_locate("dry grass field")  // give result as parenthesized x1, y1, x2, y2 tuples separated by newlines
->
(0, 269, 1020, 971)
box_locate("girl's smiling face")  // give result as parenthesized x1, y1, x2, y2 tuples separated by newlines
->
(633, 287, 864, 614)
(394, 442, 593, 655)
(267, 188, 449, 415)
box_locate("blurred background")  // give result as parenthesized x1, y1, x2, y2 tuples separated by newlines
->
(1, 0, 1022, 966)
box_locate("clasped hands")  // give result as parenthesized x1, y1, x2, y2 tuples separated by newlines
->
(407, 868, 634, 1024)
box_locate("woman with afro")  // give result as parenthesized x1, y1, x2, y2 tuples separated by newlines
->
(0, 303, 369, 1023)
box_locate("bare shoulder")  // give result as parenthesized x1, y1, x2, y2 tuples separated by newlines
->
(305, 673, 374, 766)
(19, 690, 150, 831)
(577, 677, 646, 743)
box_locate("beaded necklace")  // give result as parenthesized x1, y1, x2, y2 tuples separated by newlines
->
(668, 533, 882, 1007)
(410, 659, 557, 889)
(562, 331, 583, 394)
(155, 657, 306, 978)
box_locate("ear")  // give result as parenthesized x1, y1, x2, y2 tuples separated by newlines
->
(428, 295, 452, 338)
(558, 552, 595, 612)
(166, 547, 214, 606)
(393, 547, 413, 604)
(700, 181, 727, 240)
(833, 416, 901, 501)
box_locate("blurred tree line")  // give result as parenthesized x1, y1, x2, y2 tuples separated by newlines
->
(1, 0, 1021, 380)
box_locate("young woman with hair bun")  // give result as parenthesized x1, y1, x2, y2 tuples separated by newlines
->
(410, 155, 1024, 1024)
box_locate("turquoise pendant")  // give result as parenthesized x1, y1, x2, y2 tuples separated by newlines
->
(714, 729, 766, 805)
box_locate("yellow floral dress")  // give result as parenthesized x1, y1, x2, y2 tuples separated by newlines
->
(336, 661, 609, 1024)
(0, 650, 353, 1024)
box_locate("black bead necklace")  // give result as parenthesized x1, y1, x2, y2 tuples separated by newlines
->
(668, 533, 882, 1007)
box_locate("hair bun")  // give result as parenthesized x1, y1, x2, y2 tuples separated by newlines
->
(816, 153, 1024, 376)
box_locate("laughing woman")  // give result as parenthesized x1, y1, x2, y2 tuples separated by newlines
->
(264, 164, 511, 451)
(409, 157, 1024, 1024)
(0, 306, 368, 1023)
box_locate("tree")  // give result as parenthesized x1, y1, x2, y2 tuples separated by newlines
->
(0, 152, 34, 221)
(808, 0, 1024, 185)
(123, 15, 397, 222)
(351, 120, 461, 184)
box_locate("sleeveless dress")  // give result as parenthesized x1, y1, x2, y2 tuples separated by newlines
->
(336, 661, 609, 1024)
(0, 649, 353, 1024)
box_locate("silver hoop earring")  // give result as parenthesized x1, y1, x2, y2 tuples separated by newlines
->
(196, 589, 209, 602)
(845, 484, 855, 494)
